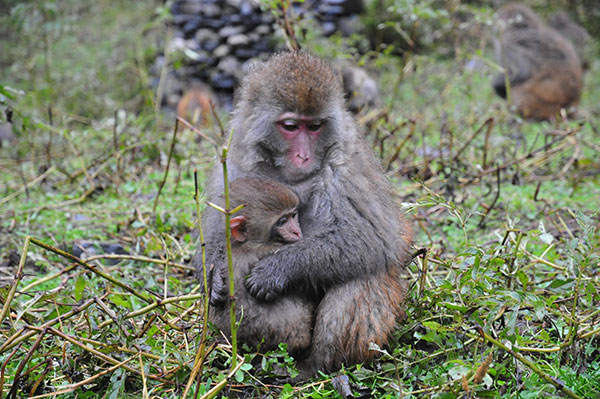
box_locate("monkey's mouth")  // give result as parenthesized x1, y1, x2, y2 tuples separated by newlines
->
(284, 159, 321, 182)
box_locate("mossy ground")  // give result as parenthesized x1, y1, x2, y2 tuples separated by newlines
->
(1, 1, 599, 398)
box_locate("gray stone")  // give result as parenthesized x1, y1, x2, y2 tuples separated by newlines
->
(202, 4, 221, 17)
(218, 56, 241, 75)
(213, 44, 231, 58)
(219, 25, 244, 37)
(210, 72, 235, 89)
(195, 28, 219, 44)
(254, 24, 272, 35)
(227, 33, 250, 46)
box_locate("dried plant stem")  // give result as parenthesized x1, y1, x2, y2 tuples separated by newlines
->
(27, 325, 171, 383)
(20, 255, 192, 294)
(0, 236, 30, 326)
(125, 293, 204, 319)
(85, 254, 193, 271)
(0, 166, 56, 207)
(182, 170, 210, 399)
(20, 264, 77, 293)
(28, 355, 137, 399)
(7, 326, 47, 399)
(199, 354, 245, 399)
(417, 248, 428, 299)
(153, 120, 179, 213)
(139, 352, 149, 399)
(78, 336, 175, 362)
(0, 297, 98, 354)
(564, 259, 584, 347)
(578, 326, 600, 340)
(473, 331, 583, 399)
(386, 121, 416, 170)
(198, 130, 239, 397)
(453, 118, 493, 162)
(280, 0, 300, 51)
(29, 237, 153, 304)
(477, 167, 501, 228)
(461, 126, 581, 187)
(28, 359, 52, 397)
(177, 116, 218, 145)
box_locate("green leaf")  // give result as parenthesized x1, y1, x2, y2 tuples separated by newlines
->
(74, 275, 86, 301)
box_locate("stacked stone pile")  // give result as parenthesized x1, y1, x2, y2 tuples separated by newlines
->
(159, 0, 364, 111)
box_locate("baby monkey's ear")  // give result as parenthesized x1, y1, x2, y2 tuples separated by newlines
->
(230, 216, 248, 243)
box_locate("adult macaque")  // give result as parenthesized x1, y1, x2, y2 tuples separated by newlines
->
(493, 3, 583, 120)
(196, 51, 413, 377)
(208, 178, 313, 354)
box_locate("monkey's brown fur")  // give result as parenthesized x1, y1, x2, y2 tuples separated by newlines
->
(208, 178, 314, 354)
(299, 264, 407, 374)
(494, 3, 583, 120)
(242, 53, 340, 117)
(176, 85, 214, 130)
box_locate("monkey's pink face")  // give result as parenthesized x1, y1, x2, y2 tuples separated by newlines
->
(277, 113, 325, 170)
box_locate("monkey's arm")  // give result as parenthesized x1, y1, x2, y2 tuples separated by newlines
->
(245, 211, 408, 301)
(246, 157, 412, 301)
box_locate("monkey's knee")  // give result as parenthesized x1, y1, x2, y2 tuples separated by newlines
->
(306, 269, 407, 373)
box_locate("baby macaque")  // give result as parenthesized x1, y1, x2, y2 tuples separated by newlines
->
(208, 177, 314, 354)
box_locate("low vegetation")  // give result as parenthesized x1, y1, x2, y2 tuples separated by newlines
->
(0, 0, 598, 398)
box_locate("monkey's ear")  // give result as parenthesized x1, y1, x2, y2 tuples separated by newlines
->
(230, 216, 248, 243)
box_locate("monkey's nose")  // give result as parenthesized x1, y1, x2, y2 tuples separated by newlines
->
(297, 154, 310, 164)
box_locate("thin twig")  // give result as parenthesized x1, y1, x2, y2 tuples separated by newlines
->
(0, 236, 30, 325)
(153, 120, 179, 213)
(280, 0, 301, 51)
(477, 167, 501, 228)
(182, 170, 211, 398)
(0, 297, 98, 354)
(27, 325, 171, 384)
(472, 330, 583, 399)
(177, 116, 218, 145)
(28, 355, 137, 399)
(29, 237, 153, 303)
(0, 166, 56, 207)
(7, 327, 47, 399)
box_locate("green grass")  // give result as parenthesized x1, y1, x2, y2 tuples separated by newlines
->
(1, 0, 599, 398)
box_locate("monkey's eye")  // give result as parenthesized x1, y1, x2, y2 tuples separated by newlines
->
(307, 121, 324, 132)
(280, 119, 299, 132)
(275, 216, 288, 227)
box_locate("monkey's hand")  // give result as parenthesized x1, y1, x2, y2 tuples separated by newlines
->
(245, 260, 287, 301)
(197, 246, 229, 306)
(209, 266, 229, 306)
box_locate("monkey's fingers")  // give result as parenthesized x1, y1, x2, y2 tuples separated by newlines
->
(244, 263, 284, 301)
(209, 271, 229, 306)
